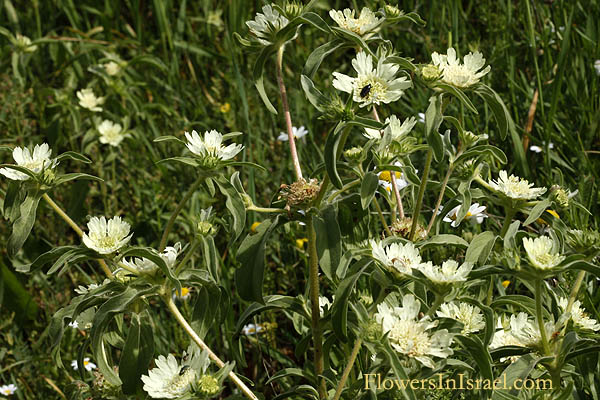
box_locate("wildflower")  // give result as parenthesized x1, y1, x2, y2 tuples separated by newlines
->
(68, 321, 79, 329)
(277, 126, 308, 141)
(558, 298, 600, 331)
(196, 374, 220, 396)
(0, 143, 57, 181)
(71, 358, 97, 371)
(344, 146, 363, 162)
(0, 384, 17, 396)
(418, 112, 425, 123)
(173, 287, 192, 301)
(371, 240, 423, 275)
(242, 323, 264, 335)
(295, 238, 308, 249)
(375, 294, 453, 368)
(430, 47, 490, 88)
(536, 209, 560, 225)
(332, 52, 412, 108)
(437, 302, 485, 334)
(377, 162, 409, 193)
(529, 142, 554, 153)
(104, 61, 121, 76)
(219, 102, 230, 113)
(77, 88, 105, 112)
(329, 7, 381, 36)
(123, 243, 182, 273)
(319, 296, 332, 317)
(98, 120, 127, 147)
(74, 283, 100, 295)
(15, 33, 37, 52)
(82, 216, 133, 255)
(185, 130, 243, 168)
(488, 170, 546, 200)
(508, 313, 554, 349)
(246, 5, 290, 46)
(502, 280, 510, 288)
(390, 217, 427, 241)
(418, 260, 473, 286)
(250, 221, 261, 233)
(594, 60, 600, 76)
(364, 115, 417, 141)
(142, 354, 196, 399)
(522, 236, 565, 270)
(443, 203, 487, 227)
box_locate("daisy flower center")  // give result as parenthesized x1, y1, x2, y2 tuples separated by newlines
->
(378, 170, 401, 182)
(355, 77, 386, 102)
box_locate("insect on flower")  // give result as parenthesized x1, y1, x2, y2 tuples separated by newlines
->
(360, 83, 372, 98)
(179, 365, 190, 376)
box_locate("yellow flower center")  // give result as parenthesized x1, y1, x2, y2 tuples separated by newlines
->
(378, 170, 401, 183)
(179, 287, 190, 297)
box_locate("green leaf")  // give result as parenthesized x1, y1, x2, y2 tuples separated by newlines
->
(465, 231, 497, 265)
(253, 45, 278, 114)
(491, 354, 552, 399)
(331, 259, 371, 341)
(324, 122, 347, 189)
(235, 295, 309, 334)
(360, 172, 379, 209)
(55, 151, 92, 163)
(300, 75, 328, 111)
(0, 260, 38, 321)
(418, 234, 469, 250)
(215, 175, 246, 242)
(120, 247, 181, 293)
(47, 247, 97, 275)
(153, 135, 186, 144)
(384, 56, 417, 72)
(425, 95, 444, 162)
(156, 156, 199, 166)
(299, 12, 331, 34)
(436, 83, 478, 114)
(8, 191, 42, 257)
(119, 312, 155, 395)
(313, 205, 342, 281)
(192, 284, 228, 338)
(454, 335, 494, 396)
(382, 342, 417, 400)
(523, 199, 552, 226)
(54, 173, 103, 185)
(330, 27, 375, 58)
(303, 39, 344, 78)
(3, 181, 24, 222)
(454, 145, 508, 165)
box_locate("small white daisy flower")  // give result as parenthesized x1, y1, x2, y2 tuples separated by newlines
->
(0, 384, 17, 396)
(104, 61, 121, 76)
(488, 170, 546, 200)
(98, 120, 127, 147)
(558, 298, 600, 331)
(437, 302, 485, 334)
(277, 126, 308, 141)
(443, 203, 487, 227)
(371, 240, 423, 275)
(0, 143, 57, 181)
(246, 5, 290, 46)
(418, 260, 473, 285)
(364, 115, 417, 141)
(68, 321, 79, 329)
(242, 323, 264, 336)
(76, 88, 105, 112)
(142, 354, 196, 399)
(172, 287, 192, 301)
(82, 216, 132, 255)
(431, 47, 490, 88)
(529, 142, 554, 153)
(329, 7, 381, 36)
(71, 357, 97, 371)
(522, 236, 565, 270)
(332, 52, 412, 108)
(185, 130, 244, 163)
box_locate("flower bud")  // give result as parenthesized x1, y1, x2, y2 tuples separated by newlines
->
(196, 374, 220, 396)
(421, 64, 441, 81)
(197, 221, 216, 236)
(284, 1, 304, 18)
(384, 4, 402, 19)
(344, 146, 363, 163)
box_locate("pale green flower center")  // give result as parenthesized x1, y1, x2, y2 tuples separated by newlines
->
(355, 77, 386, 102)
(389, 324, 431, 357)
(169, 369, 195, 395)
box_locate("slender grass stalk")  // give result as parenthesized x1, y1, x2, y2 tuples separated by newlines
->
(373, 199, 393, 237)
(276, 45, 303, 181)
(332, 338, 362, 400)
(425, 164, 454, 236)
(534, 279, 551, 356)
(165, 296, 259, 400)
(409, 148, 433, 241)
(159, 176, 204, 251)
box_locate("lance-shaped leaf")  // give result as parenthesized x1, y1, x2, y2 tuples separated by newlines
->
(119, 312, 155, 395)
(465, 231, 497, 265)
(253, 45, 277, 114)
(425, 95, 445, 162)
(120, 247, 181, 293)
(8, 191, 42, 256)
(55, 151, 92, 163)
(454, 335, 494, 397)
(360, 171, 379, 209)
(192, 284, 228, 338)
(313, 205, 342, 280)
(53, 173, 103, 185)
(324, 122, 348, 189)
(331, 259, 371, 341)
(235, 295, 309, 335)
(523, 198, 552, 226)
(303, 39, 344, 78)
(215, 175, 246, 242)
(301, 74, 328, 111)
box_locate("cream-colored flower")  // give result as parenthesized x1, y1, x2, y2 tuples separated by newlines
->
(488, 170, 546, 200)
(522, 236, 564, 270)
(364, 115, 417, 141)
(98, 120, 127, 147)
(185, 130, 244, 164)
(558, 298, 600, 331)
(443, 203, 487, 227)
(371, 240, 423, 275)
(0, 384, 18, 396)
(15, 33, 37, 52)
(77, 88, 105, 112)
(0, 143, 57, 181)
(431, 47, 490, 88)
(142, 354, 196, 399)
(437, 302, 485, 334)
(278, 126, 308, 141)
(246, 5, 290, 45)
(332, 52, 412, 107)
(376, 294, 453, 368)
(508, 312, 554, 348)
(82, 216, 132, 254)
(530, 142, 554, 153)
(104, 61, 121, 76)
(418, 260, 473, 285)
(329, 7, 381, 36)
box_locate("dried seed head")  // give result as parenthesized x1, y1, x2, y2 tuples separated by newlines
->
(279, 178, 320, 208)
(390, 217, 427, 241)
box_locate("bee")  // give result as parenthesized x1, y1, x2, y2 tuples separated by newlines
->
(360, 84, 372, 98)
(179, 365, 190, 376)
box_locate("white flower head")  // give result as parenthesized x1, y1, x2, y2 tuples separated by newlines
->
(333, 52, 412, 107)
(375, 294, 453, 368)
(376, 162, 409, 193)
(530, 142, 554, 153)
(488, 170, 546, 200)
(371, 240, 423, 275)
(77, 88, 105, 112)
(594, 60, 600, 76)
(185, 130, 244, 167)
(508, 312, 554, 349)
(242, 323, 264, 336)
(418, 260, 473, 286)
(0, 143, 57, 181)
(329, 7, 382, 36)
(82, 216, 132, 254)
(0, 384, 18, 396)
(68, 320, 79, 329)
(71, 357, 97, 371)
(278, 126, 308, 141)
(431, 47, 490, 88)
(246, 5, 290, 45)
(364, 115, 417, 141)
(558, 298, 600, 331)
(104, 61, 121, 76)
(142, 354, 196, 399)
(318, 296, 332, 317)
(523, 236, 565, 270)
(98, 120, 127, 147)
(437, 302, 485, 334)
(443, 203, 487, 227)
(15, 33, 37, 52)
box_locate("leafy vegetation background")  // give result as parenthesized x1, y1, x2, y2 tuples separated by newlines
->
(1, 0, 599, 398)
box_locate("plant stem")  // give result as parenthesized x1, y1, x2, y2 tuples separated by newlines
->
(426, 164, 454, 236)
(174, 239, 199, 275)
(276, 45, 303, 181)
(565, 270, 586, 314)
(332, 338, 362, 400)
(534, 279, 551, 356)
(373, 199, 392, 237)
(499, 207, 516, 238)
(307, 218, 326, 399)
(246, 205, 288, 214)
(425, 292, 446, 318)
(165, 296, 259, 400)
(159, 176, 204, 251)
(410, 148, 433, 241)
(42, 194, 113, 279)
(315, 126, 352, 206)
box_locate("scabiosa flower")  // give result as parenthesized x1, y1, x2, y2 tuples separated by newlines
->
(246, 5, 290, 45)
(76, 88, 105, 112)
(488, 170, 546, 200)
(437, 302, 485, 334)
(329, 7, 381, 36)
(522, 236, 565, 270)
(418, 260, 473, 287)
(443, 203, 487, 227)
(122, 243, 182, 273)
(364, 115, 417, 141)
(0, 384, 17, 396)
(375, 294, 453, 368)
(98, 120, 127, 147)
(431, 47, 490, 88)
(277, 126, 308, 141)
(507, 313, 554, 349)
(242, 323, 264, 336)
(332, 52, 412, 108)
(0, 143, 57, 181)
(82, 216, 132, 255)
(530, 142, 554, 153)
(558, 298, 600, 331)
(185, 130, 244, 168)
(371, 240, 423, 275)
(71, 358, 97, 371)
(142, 354, 196, 399)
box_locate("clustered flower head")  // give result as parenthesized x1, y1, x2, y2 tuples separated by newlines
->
(185, 130, 243, 168)
(329, 7, 381, 36)
(489, 170, 546, 200)
(375, 294, 453, 368)
(333, 52, 412, 108)
(82, 216, 133, 254)
(430, 47, 491, 88)
(418, 260, 473, 287)
(98, 120, 127, 147)
(278, 125, 308, 142)
(104, 61, 121, 76)
(142, 354, 196, 399)
(490, 313, 554, 352)
(443, 203, 487, 227)
(522, 236, 565, 270)
(0, 143, 57, 181)
(437, 302, 485, 334)
(364, 115, 417, 141)
(371, 240, 424, 275)
(558, 298, 600, 331)
(15, 33, 37, 53)
(246, 5, 290, 45)
(77, 88, 105, 112)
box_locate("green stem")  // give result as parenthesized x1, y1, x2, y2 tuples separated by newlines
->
(499, 207, 516, 238)
(174, 240, 200, 275)
(159, 176, 204, 251)
(535, 279, 551, 356)
(332, 338, 362, 400)
(425, 292, 446, 318)
(373, 198, 392, 237)
(246, 205, 288, 214)
(315, 126, 352, 207)
(425, 164, 454, 236)
(410, 148, 433, 241)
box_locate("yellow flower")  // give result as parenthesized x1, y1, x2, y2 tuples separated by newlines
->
(536, 209, 560, 225)
(378, 170, 401, 183)
(250, 221, 261, 233)
(502, 280, 510, 289)
(296, 238, 308, 249)
(220, 102, 231, 113)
